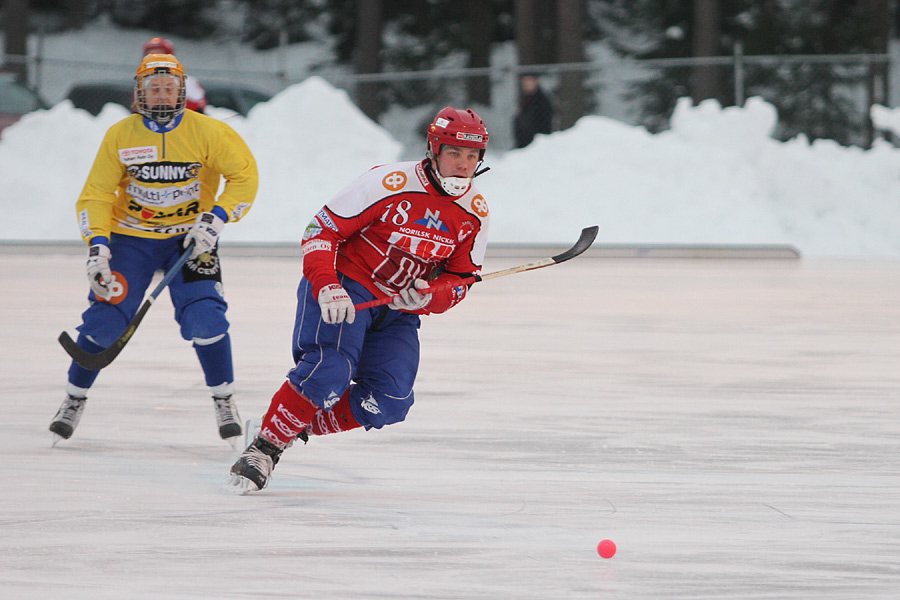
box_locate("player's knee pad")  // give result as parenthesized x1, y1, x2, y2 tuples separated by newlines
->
(79, 303, 131, 348)
(349, 385, 414, 429)
(178, 299, 229, 342)
(288, 346, 354, 409)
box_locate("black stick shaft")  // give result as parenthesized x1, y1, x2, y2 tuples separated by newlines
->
(58, 242, 195, 371)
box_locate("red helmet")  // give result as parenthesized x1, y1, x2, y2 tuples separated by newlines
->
(426, 106, 489, 159)
(143, 36, 175, 55)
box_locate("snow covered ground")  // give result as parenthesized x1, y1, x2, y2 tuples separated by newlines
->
(5, 80, 900, 258)
(2, 252, 900, 598)
(5, 21, 900, 256)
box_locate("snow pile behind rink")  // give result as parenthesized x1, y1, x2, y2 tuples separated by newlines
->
(4, 77, 900, 257)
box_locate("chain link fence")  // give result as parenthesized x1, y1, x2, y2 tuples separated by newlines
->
(2, 46, 892, 155)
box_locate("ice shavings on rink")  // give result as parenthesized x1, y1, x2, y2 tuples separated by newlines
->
(4, 76, 900, 256)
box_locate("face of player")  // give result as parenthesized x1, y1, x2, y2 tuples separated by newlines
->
(143, 74, 181, 109)
(435, 144, 481, 179)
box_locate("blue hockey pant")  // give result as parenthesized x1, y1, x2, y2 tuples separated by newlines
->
(287, 275, 421, 430)
(67, 233, 233, 390)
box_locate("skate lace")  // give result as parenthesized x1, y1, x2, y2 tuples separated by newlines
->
(213, 396, 239, 427)
(241, 446, 273, 476)
(55, 397, 85, 424)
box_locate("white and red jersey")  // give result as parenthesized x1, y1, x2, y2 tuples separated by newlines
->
(185, 76, 207, 112)
(302, 159, 490, 314)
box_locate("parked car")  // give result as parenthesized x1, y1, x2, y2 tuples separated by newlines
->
(64, 81, 134, 116)
(203, 83, 272, 116)
(64, 80, 272, 117)
(0, 72, 48, 134)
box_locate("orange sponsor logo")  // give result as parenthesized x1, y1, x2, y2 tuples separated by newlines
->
(471, 195, 489, 217)
(97, 271, 128, 305)
(382, 171, 407, 191)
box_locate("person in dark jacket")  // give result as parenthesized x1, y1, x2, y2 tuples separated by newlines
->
(513, 74, 554, 148)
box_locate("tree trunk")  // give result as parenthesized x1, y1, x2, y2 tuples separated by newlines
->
(64, 0, 88, 31)
(690, 0, 721, 104)
(556, 0, 585, 130)
(3, 0, 30, 82)
(535, 0, 557, 65)
(515, 0, 556, 67)
(514, 0, 540, 67)
(464, 0, 492, 105)
(353, 0, 383, 120)
(859, 0, 891, 146)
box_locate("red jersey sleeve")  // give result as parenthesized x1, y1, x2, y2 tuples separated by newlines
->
(300, 207, 344, 297)
(300, 167, 393, 297)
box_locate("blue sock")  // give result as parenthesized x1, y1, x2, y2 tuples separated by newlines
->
(67, 333, 103, 390)
(194, 334, 234, 389)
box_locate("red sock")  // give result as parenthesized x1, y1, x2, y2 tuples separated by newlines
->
(308, 389, 362, 436)
(259, 381, 318, 449)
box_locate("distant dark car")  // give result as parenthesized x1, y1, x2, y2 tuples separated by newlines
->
(204, 83, 272, 116)
(0, 72, 48, 134)
(64, 82, 134, 116)
(64, 81, 272, 116)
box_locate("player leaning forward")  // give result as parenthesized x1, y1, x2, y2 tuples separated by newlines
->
(49, 54, 258, 444)
(229, 107, 490, 492)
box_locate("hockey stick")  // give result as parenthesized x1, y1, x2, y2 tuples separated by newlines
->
(58, 242, 196, 371)
(354, 225, 599, 310)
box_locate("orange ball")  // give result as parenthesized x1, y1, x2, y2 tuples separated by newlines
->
(597, 539, 616, 559)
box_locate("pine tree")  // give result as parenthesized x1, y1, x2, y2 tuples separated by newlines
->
(597, 0, 890, 146)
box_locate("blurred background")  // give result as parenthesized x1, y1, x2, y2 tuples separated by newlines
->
(1, 0, 898, 156)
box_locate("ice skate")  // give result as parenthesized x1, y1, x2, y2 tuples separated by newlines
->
(213, 395, 242, 447)
(49, 395, 86, 446)
(228, 436, 282, 494)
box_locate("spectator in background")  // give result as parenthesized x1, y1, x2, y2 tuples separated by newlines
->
(143, 36, 208, 113)
(513, 74, 554, 148)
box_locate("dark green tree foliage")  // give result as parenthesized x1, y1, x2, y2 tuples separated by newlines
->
(235, 0, 512, 110)
(238, 0, 512, 59)
(323, 0, 513, 66)
(105, 0, 217, 38)
(598, 0, 885, 146)
(316, 0, 513, 109)
(241, 0, 323, 49)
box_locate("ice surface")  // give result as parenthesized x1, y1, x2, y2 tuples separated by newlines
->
(2, 251, 899, 598)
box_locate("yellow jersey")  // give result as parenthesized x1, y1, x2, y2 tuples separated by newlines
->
(76, 110, 258, 243)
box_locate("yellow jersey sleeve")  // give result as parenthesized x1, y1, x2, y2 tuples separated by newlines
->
(206, 119, 258, 223)
(76, 124, 128, 243)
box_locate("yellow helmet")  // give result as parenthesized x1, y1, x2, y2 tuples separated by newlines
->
(134, 53, 186, 124)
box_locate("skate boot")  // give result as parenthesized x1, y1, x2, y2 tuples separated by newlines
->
(228, 436, 283, 493)
(49, 394, 87, 444)
(213, 395, 242, 441)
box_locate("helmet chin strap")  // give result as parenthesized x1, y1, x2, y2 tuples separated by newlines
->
(434, 171, 472, 196)
(428, 154, 474, 196)
(150, 105, 176, 123)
